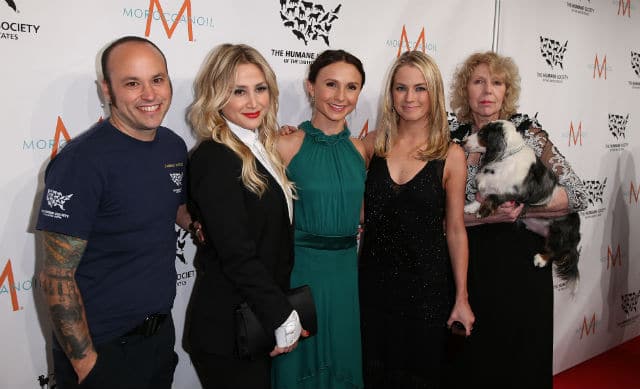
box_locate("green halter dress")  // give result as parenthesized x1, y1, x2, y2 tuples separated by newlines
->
(271, 121, 365, 389)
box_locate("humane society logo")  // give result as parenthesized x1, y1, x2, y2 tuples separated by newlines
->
(174, 226, 195, 288)
(40, 189, 74, 220)
(46, 189, 73, 211)
(1, 0, 42, 41)
(605, 113, 630, 152)
(537, 36, 568, 83)
(279, 0, 341, 46)
(3, 0, 17, 12)
(565, 0, 595, 16)
(618, 289, 640, 328)
(271, 0, 341, 66)
(632, 52, 640, 77)
(580, 177, 607, 218)
(164, 162, 184, 193)
(169, 172, 183, 187)
(628, 51, 640, 89)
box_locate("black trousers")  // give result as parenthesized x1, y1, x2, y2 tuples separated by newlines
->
(190, 350, 271, 389)
(52, 316, 178, 389)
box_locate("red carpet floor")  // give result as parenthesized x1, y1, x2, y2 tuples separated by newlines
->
(553, 336, 640, 389)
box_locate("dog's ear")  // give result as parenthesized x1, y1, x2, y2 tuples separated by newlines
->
(480, 122, 507, 163)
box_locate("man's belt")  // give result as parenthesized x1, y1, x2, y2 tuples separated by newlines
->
(124, 313, 168, 337)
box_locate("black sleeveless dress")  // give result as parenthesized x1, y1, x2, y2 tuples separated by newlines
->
(359, 155, 454, 389)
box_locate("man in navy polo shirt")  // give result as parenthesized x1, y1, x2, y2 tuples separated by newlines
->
(37, 36, 192, 389)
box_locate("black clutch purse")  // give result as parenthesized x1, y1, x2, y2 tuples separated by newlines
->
(235, 285, 317, 359)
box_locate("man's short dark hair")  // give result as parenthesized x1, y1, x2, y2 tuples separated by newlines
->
(100, 36, 168, 85)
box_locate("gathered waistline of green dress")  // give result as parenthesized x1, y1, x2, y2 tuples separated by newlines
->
(294, 229, 357, 250)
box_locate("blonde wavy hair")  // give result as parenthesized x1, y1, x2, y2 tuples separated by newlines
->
(188, 43, 293, 197)
(375, 50, 450, 161)
(449, 51, 521, 124)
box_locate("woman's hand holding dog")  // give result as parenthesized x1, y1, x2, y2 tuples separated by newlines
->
(463, 195, 524, 226)
(491, 201, 525, 222)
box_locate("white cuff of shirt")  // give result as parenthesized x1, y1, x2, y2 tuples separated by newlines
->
(274, 310, 301, 348)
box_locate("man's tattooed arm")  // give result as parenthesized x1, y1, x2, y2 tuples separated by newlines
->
(40, 231, 97, 382)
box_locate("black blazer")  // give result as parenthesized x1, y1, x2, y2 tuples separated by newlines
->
(186, 139, 294, 356)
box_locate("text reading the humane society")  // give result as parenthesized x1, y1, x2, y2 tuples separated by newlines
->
(272, 49, 316, 65)
(0, 21, 40, 40)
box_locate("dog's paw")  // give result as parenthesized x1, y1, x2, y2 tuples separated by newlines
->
(464, 201, 481, 214)
(533, 254, 548, 268)
(478, 205, 493, 218)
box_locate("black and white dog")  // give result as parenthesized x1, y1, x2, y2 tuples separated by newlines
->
(462, 120, 580, 283)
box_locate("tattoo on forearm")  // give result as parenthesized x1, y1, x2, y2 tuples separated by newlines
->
(43, 231, 86, 269)
(40, 231, 93, 360)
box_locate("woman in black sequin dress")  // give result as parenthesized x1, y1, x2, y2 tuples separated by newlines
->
(359, 51, 474, 389)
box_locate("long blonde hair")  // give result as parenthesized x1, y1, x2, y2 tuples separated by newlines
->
(449, 51, 521, 124)
(375, 50, 450, 161)
(188, 43, 293, 197)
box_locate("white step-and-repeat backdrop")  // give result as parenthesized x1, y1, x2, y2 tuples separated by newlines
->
(0, 0, 637, 387)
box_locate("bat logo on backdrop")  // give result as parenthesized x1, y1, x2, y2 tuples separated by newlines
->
(631, 51, 640, 77)
(46, 189, 73, 211)
(583, 178, 607, 208)
(279, 0, 341, 46)
(175, 226, 188, 264)
(3, 0, 17, 12)
(608, 114, 628, 140)
(540, 36, 568, 70)
(621, 290, 640, 316)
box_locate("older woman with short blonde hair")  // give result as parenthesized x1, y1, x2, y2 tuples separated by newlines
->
(447, 51, 587, 389)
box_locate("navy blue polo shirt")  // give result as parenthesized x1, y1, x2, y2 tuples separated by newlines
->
(36, 119, 187, 345)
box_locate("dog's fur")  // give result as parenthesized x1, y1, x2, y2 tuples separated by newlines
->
(462, 120, 580, 282)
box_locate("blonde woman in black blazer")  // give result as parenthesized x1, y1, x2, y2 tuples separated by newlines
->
(186, 44, 301, 389)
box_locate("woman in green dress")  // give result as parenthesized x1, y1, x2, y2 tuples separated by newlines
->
(272, 49, 367, 389)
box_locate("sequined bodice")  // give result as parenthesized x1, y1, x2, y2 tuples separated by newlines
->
(359, 155, 453, 324)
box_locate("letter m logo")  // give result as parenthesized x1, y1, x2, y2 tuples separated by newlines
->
(145, 0, 194, 41)
(358, 120, 369, 140)
(630, 181, 640, 204)
(569, 121, 582, 146)
(619, 0, 631, 17)
(580, 313, 596, 339)
(397, 25, 426, 57)
(51, 116, 72, 159)
(607, 244, 622, 269)
(0, 260, 19, 312)
(593, 54, 607, 79)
